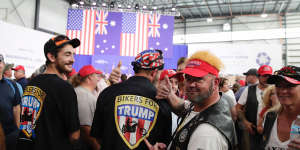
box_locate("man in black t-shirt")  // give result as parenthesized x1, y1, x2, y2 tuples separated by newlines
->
(91, 49, 172, 150)
(17, 35, 81, 150)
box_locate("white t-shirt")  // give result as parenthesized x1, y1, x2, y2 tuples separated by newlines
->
(168, 101, 228, 150)
(75, 86, 97, 126)
(265, 117, 290, 150)
(238, 86, 264, 125)
(224, 90, 237, 106)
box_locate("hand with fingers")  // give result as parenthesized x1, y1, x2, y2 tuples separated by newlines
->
(109, 61, 122, 85)
(288, 138, 300, 150)
(243, 120, 256, 135)
(156, 76, 173, 100)
(144, 138, 167, 150)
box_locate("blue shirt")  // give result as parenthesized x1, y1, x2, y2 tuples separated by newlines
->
(0, 78, 21, 135)
(16, 77, 28, 90)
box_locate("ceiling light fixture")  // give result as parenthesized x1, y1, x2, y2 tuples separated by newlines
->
(79, 1, 84, 5)
(207, 18, 213, 23)
(261, 13, 268, 18)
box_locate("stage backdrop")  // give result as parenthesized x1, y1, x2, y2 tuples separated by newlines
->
(188, 43, 283, 75)
(73, 44, 188, 75)
(66, 9, 174, 58)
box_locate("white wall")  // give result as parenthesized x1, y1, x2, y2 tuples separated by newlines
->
(173, 13, 300, 68)
(0, 21, 53, 77)
(0, 0, 69, 34)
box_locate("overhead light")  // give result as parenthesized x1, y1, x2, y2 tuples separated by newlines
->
(171, 7, 176, 11)
(109, 2, 114, 8)
(261, 13, 268, 18)
(71, 3, 79, 8)
(79, 1, 84, 5)
(92, 2, 96, 6)
(102, 3, 107, 7)
(118, 4, 122, 8)
(127, 5, 131, 9)
(223, 23, 231, 31)
(143, 5, 147, 9)
(135, 4, 139, 10)
(207, 18, 213, 23)
(153, 6, 157, 10)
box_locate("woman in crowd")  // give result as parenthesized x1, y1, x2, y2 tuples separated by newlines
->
(257, 85, 280, 134)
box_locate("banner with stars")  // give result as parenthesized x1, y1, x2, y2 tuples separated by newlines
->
(66, 9, 174, 58)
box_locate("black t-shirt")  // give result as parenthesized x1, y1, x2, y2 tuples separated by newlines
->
(18, 74, 80, 150)
(0, 78, 21, 135)
(91, 76, 172, 150)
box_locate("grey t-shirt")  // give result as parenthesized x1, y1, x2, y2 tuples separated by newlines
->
(75, 86, 97, 126)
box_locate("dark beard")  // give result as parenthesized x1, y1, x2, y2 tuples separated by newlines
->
(56, 62, 72, 74)
(192, 80, 214, 104)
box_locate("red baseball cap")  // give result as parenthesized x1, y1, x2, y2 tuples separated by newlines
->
(258, 65, 273, 76)
(12, 65, 25, 72)
(181, 59, 219, 77)
(68, 68, 77, 77)
(78, 65, 102, 78)
(159, 69, 183, 81)
(239, 80, 246, 86)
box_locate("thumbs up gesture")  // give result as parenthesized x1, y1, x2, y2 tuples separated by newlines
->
(109, 61, 122, 85)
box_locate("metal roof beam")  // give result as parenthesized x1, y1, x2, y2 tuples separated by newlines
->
(272, 0, 279, 12)
(204, 0, 213, 17)
(251, 0, 257, 14)
(193, 0, 203, 18)
(283, 0, 292, 14)
(216, 0, 223, 16)
(296, 2, 300, 11)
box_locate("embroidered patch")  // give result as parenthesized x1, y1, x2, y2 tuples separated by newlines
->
(19, 86, 46, 138)
(179, 128, 188, 143)
(114, 95, 159, 149)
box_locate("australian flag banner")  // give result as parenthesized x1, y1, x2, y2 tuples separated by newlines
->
(66, 9, 174, 58)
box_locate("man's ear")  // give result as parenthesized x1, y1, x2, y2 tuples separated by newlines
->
(47, 53, 56, 63)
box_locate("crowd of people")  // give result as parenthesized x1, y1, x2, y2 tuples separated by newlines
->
(1, 35, 300, 150)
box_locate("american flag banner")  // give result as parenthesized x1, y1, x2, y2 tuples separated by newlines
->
(67, 9, 174, 58)
(120, 13, 149, 57)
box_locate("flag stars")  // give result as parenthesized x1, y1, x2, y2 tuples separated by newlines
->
(164, 48, 168, 51)
(110, 20, 116, 27)
(105, 48, 108, 50)
(101, 50, 105, 53)
(112, 45, 115, 49)
(156, 42, 160, 46)
(96, 44, 100, 48)
(163, 24, 168, 29)
(103, 40, 107, 43)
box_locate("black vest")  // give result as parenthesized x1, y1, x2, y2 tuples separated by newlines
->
(245, 84, 259, 125)
(169, 95, 236, 150)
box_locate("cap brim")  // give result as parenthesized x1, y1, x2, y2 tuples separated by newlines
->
(95, 70, 102, 74)
(267, 75, 300, 84)
(67, 38, 80, 48)
(180, 67, 209, 78)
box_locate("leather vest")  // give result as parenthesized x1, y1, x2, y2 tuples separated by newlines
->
(245, 84, 258, 125)
(169, 95, 236, 150)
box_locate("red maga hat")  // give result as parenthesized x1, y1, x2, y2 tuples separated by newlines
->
(78, 65, 102, 78)
(258, 65, 272, 76)
(12, 65, 25, 72)
(159, 69, 183, 81)
(181, 59, 219, 77)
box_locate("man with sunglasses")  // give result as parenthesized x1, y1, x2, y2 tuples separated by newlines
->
(154, 51, 236, 150)
(17, 35, 81, 150)
(260, 66, 300, 150)
(91, 49, 172, 150)
(236, 65, 273, 149)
